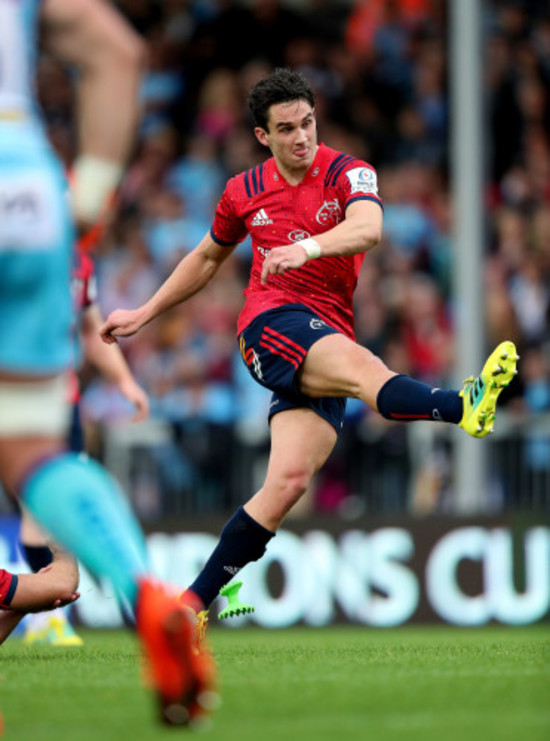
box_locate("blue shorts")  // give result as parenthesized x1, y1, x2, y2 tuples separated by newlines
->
(0, 123, 75, 375)
(239, 303, 346, 433)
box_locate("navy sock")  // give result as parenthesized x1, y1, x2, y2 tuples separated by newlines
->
(22, 544, 53, 573)
(189, 506, 275, 609)
(377, 374, 463, 424)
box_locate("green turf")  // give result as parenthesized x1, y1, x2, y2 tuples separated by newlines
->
(0, 625, 548, 741)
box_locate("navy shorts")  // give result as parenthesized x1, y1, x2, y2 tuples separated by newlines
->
(239, 303, 346, 432)
(67, 403, 85, 453)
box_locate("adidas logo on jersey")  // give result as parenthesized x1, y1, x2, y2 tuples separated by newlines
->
(251, 208, 273, 226)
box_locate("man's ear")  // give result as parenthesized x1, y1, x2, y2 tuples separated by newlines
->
(254, 127, 269, 148)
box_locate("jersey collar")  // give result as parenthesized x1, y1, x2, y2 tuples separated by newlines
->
(267, 143, 327, 188)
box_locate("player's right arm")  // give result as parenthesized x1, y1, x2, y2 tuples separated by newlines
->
(41, 0, 146, 226)
(100, 233, 237, 344)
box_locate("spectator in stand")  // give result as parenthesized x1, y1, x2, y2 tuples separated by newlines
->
(400, 272, 454, 386)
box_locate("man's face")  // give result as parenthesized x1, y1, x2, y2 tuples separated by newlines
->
(255, 99, 317, 175)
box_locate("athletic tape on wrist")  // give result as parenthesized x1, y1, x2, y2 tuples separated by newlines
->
(72, 155, 124, 224)
(299, 238, 322, 260)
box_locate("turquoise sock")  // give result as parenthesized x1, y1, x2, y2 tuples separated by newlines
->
(23, 453, 149, 609)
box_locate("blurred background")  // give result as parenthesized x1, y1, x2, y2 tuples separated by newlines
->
(1, 0, 549, 627)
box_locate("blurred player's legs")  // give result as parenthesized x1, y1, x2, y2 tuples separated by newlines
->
(137, 581, 218, 726)
(0, 0, 218, 726)
(0, 388, 217, 722)
(0, 155, 215, 728)
(19, 398, 128, 647)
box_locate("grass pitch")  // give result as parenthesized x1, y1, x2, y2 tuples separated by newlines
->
(0, 625, 548, 741)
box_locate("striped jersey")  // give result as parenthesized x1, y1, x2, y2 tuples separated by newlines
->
(211, 142, 382, 339)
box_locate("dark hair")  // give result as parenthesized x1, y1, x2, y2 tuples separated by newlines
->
(248, 68, 315, 131)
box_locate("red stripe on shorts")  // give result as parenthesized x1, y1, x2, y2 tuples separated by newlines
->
(261, 330, 306, 365)
(259, 339, 301, 369)
(263, 326, 307, 358)
(391, 413, 432, 420)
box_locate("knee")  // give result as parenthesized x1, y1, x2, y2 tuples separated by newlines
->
(274, 468, 312, 512)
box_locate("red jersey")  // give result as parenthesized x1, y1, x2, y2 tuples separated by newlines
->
(211, 143, 382, 339)
(0, 568, 16, 609)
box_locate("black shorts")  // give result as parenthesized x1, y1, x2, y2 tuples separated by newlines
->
(239, 303, 346, 433)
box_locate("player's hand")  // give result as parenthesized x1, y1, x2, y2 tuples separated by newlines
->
(261, 243, 308, 285)
(100, 307, 147, 344)
(118, 377, 150, 422)
(50, 592, 81, 609)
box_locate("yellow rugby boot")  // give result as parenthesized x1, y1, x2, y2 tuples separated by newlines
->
(459, 341, 519, 438)
(47, 614, 84, 647)
(22, 617, 49, 645)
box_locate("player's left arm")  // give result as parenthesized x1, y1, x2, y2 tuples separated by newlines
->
(80, 303, 150, 422)
(3, 548, 80, 615)
(1, 555, 79, 645)
(261, 199, 383, 284)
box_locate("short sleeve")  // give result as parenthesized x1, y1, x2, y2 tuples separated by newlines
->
(211, 184, 249, 247)
(0, 569, 17, 609)
(337, 163, 383, 210)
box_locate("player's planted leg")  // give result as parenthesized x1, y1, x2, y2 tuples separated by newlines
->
(217, 580, 255, 620)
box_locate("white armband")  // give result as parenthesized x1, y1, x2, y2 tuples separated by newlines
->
(298, 237, 322, 260)
(71, 155, 124, 224)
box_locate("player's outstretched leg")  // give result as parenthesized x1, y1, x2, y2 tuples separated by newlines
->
(459, 341, 519, 438)
(179, 579, 255, 651)
(136, 579, 219, 728)
(217, 580, 255, 620)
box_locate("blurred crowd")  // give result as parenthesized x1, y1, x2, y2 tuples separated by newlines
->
(38, 0, 550, 518)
